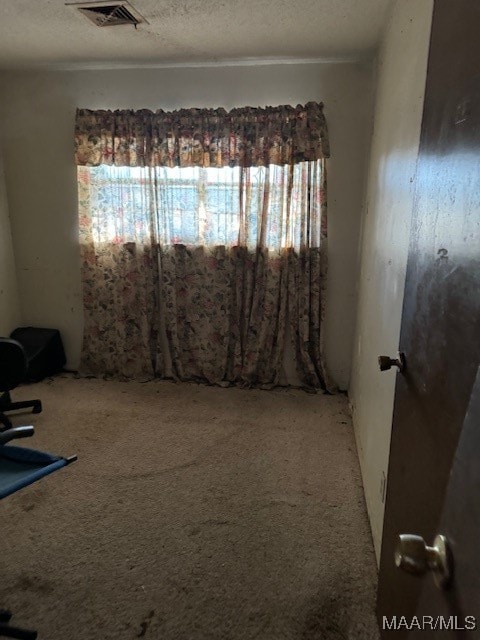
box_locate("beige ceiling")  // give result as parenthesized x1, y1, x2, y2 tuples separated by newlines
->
(0, 0, 393, 69)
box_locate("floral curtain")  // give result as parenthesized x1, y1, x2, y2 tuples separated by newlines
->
(76, 103, 333, 390)
(75, 102, 329, 169)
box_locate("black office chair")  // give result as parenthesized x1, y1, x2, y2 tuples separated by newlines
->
(0, 339, 42, 431)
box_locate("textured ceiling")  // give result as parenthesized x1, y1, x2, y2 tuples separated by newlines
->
(0, 0, 394, 69)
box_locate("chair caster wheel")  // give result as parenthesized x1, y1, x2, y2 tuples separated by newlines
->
(32, 402, 42, 414)
(0, 416, 13, 431)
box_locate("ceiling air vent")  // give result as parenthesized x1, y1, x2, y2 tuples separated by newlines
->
(68, 1, 148, 27)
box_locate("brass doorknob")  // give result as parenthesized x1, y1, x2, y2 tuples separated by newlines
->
(394, 534, 451, 589)
(378, 353, 405, 373)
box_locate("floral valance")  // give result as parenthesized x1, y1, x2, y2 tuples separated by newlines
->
(74, 102, 330, 168)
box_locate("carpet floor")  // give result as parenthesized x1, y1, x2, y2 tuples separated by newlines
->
(0, 377, 379, 639)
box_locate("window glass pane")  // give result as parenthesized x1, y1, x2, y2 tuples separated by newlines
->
(204, 166, 240, 247)
(155, 166, 200, 245)
(85, 165, 152, 244)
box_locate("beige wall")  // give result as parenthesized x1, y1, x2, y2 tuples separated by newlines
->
(0, 145, 21, 335)
(0, 62, 373, 385)
(349, 0, 433, 561)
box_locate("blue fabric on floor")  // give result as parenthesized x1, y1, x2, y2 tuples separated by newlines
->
(0, 445, 67, 499)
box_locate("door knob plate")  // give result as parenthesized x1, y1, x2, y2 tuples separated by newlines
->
(430, 534, 450, 588)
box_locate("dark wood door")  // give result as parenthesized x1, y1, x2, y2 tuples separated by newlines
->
(407, 367, 480, 638)
(377, 0, 480, 636)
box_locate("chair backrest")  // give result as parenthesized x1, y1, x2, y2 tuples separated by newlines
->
(0, 338, 28, 392)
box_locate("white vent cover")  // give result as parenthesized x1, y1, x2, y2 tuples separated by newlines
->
(67, 1, 148, 27)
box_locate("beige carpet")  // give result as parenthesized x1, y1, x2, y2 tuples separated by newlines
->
(0, 376, 379, 639)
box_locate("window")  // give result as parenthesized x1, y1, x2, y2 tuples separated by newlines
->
(78, 161, 324, 251)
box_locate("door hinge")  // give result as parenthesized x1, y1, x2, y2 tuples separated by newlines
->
(380, 471, 387, 503)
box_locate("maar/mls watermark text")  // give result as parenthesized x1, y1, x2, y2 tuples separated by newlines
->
(383, 616, 477, 631)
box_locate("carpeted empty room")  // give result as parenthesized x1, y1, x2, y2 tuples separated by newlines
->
(0, 377, 378, 639)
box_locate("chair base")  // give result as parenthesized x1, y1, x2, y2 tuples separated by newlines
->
(0, 392, 42, 431)
(0, 611, 37, 639)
